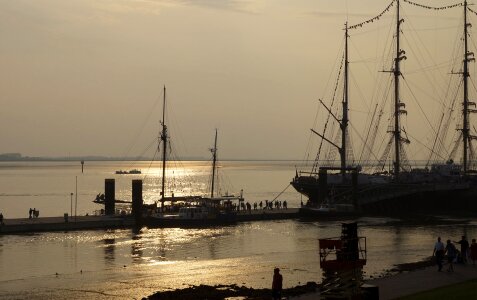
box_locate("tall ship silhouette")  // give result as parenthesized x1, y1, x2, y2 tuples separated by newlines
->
(292, 0, 477, 214)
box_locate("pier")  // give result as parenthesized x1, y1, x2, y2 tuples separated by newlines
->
(0, 215, 135, 234)
(0, 208, 300, 234)
(0, 178, 300, 234)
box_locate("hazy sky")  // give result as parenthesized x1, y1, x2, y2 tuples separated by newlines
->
(0, 0, 470, 160)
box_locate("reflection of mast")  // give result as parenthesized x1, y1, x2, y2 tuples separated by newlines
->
(210, 129, 218, 198)
(160, 85, 167, 211)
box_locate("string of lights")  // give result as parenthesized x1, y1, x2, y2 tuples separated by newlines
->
(468, 6, 477, 16)
(403, 0, 462, 10)
(349, 0, 463, 30)
(349, 0, 395, 30)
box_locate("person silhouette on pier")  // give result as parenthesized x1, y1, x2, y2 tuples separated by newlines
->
(272, 267, 283, 300)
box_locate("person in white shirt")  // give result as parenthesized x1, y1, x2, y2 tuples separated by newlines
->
(433, 236, 445, 272)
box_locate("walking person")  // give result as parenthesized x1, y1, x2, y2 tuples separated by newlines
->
(455, 236, 470, 263)
(445, 240, 457, 272)
(433, 237, 445, 272)
(470, 239, 477, 266)
(272, 268, 283, 300)
(0, 212, 3, 226)
(29, 208, 32, 219)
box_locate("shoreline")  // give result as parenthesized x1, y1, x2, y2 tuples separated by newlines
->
(142, 257, 438, 300)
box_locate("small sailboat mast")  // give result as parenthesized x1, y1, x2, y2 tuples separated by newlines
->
(210, 129, 218, 198)
(160, 85, 168, 211)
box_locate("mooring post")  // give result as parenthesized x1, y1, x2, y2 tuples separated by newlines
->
(132, 179, 143, 225)
(352, 170, 358, 211)
(318, 168, 328, 204)
(105, 179, 115, 215)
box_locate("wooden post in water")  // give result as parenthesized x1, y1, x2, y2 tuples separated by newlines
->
(132, 180, 143, 225)
(105, 179, 115, 215)
(352, 170, 358, 211)
(318, 168, 328, 204)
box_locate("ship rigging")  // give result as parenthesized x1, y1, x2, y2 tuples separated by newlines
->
(293, 0, 477, 213)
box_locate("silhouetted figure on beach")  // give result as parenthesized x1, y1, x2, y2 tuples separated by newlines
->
(433, 237, 445, 272)
(283, 200, 287, 210)
(0, 212, 4, 225)
(455, 236, 469, 263)
(445, 240, 457, 272)
(470, 239, 477, 266)
(272, 267, 283, 300)
(29, 208, 32, 219)
(259, 201, 263, 209)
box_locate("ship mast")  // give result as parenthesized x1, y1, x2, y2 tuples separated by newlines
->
(160, 85, 167, 211)
(310, 24, 350, 174)
(341, 22, 349, 175)
(210, 129, 218, 198)
(393, 0, 406, 179)
(462, 0, 474, 174)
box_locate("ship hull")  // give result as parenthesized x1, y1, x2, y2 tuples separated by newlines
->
(292, 175, 477, 216)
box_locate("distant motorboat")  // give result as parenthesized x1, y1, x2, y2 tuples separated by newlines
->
(115, 169, 141, 175)
(93, 193, 131, 204)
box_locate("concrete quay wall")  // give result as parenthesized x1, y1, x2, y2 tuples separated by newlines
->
(0, 209, 300, 234)
(0, 216, 135, 234)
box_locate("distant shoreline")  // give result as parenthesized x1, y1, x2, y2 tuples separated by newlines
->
(0, 153, 305, 162)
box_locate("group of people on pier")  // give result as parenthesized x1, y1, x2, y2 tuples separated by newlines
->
(433, 236, 477, 272)
(235, 200, 288, 213)
(257, 200, 288, 210)
(28, 208, 39, 219)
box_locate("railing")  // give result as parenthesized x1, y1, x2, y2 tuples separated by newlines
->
(319, 236, 367, 270)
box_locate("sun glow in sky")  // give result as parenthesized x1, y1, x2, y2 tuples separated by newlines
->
(0, 0, 471, 161)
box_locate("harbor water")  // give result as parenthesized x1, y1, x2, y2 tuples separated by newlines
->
(0, 161, 476, 299)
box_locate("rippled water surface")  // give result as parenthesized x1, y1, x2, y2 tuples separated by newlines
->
(0, 162, 476, 299)
(0, 160, 302, 218)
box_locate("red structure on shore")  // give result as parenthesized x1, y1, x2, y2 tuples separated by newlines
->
(319, 222, 367, 299)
